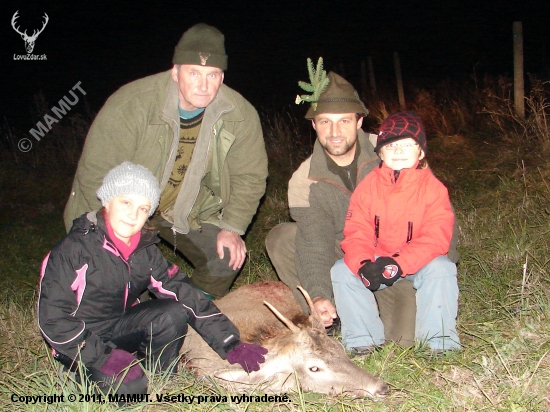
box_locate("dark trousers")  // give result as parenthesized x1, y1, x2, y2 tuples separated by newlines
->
(154, 217, 241, 298)
(110, 299, 188, 372)
(58, 299, 188, 396)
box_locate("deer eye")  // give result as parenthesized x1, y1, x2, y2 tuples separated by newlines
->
(309, 366, 320, 372)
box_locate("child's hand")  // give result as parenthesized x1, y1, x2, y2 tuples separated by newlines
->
(375, 257, 403, 286)
(227, 343, 268, 372)
(99, 348, 143, 384)
(358, 260, 384, 291)
(359, 258, 403, 291)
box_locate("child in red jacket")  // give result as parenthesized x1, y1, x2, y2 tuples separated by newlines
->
(38, 162, 266, 396)
(331, 111, 460, 355)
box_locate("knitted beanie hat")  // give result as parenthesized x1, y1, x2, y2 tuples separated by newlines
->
(96, 162, 160, 216)
(172, 23, 227, 70)
(305, 72, 368, 119)
(375, 111, 427, 154)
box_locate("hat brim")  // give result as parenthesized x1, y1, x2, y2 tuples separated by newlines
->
(305, 101, 368, 119)
(172, 51, 227, 70)
(374, 135, 427, 154)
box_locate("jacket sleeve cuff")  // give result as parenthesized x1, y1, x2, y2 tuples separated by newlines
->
(393, 256, 409, 276)
(218, 222, 245, 236)
(80, 333, 113, 370)
(220, 335, 241, 359)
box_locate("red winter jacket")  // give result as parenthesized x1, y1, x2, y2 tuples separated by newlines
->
(342, 162, 454, 277)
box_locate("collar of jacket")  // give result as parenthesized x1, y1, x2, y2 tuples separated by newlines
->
(308, 129, 380, 192)
(324, 141, 361, 192)
(376, 160, 426, 186)
(152, 70, 245, 127)
(78, 211, 160, 252)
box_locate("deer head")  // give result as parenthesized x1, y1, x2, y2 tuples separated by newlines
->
(12, 11, 49, 54)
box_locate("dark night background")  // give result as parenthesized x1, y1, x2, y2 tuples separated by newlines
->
(1, 0, 549, 131)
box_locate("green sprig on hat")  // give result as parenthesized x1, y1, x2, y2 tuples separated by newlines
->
(295, 57, 329, 111)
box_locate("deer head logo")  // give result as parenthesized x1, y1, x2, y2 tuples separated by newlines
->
(11, 11, 49, 54)
(199, 52, 210, 66)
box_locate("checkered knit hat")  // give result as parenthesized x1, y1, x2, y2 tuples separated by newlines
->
(96, 162, 160, 216)
(375, 111, 427, 154)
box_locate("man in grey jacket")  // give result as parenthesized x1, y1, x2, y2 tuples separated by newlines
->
(266, 70, 421, 347)
(64, 24, 268, 299)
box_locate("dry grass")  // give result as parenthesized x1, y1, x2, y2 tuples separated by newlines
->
(2, 76, 550, 410)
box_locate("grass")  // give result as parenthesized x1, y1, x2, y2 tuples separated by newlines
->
(1, 76, 550, 410)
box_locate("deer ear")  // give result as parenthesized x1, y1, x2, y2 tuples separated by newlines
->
(308, 314, 326, 333)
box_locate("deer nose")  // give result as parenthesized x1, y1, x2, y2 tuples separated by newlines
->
(375, 382, 391, 398)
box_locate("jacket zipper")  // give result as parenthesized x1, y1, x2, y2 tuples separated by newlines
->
(373, 216, 414, 246)
(161, 117, 180, 189)
(173, 108, 230, 235)
(374, 215, 380, 247)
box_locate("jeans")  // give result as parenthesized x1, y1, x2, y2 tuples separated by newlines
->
(331, 255, 460, 351)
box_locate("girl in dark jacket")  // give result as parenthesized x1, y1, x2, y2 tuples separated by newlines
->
(38, 162, 266, 395)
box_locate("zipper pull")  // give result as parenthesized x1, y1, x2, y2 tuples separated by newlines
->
(374, 215, 380, 247)
(171, 227, 177, 253)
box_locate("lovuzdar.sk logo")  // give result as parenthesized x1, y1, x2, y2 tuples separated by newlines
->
(11, 10, 48, 60)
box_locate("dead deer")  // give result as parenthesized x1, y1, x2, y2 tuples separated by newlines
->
(181, 281, 390, 398)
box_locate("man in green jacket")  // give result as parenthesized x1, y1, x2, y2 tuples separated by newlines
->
(64, 24, 268, 299)
(266, 69, 436, 346)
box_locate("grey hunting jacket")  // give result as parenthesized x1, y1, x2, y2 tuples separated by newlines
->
(64, 70, 268, 236)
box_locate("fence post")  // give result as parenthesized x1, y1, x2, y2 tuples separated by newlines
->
(393, 51, 405, 109)
(513, 21, 525, 120)
(367, 56, 377, 96)
(338, 62, 346, 79)
(360, 59, 368, 99)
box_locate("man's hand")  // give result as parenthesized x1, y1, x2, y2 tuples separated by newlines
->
(312, 297, 337, 327)
(217, 230, 247, 270)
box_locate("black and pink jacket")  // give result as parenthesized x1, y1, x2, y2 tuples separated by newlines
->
(37, 211, 240, 370)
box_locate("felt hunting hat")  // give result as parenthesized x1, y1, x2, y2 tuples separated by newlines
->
(375, 111, 427, 153)
(172, 23, 227, 70)
(96, 162, 161, 216)
(305, 72, 368, 119)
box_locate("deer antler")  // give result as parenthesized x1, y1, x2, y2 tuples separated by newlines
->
(297, 285, 326, 332)
(263, 301, 300, 333)
(28, 13, 49, 41)
(11, 11, 48, 41)
(11, 11, 27, 37)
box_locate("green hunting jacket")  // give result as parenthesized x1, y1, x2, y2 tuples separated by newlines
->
(64, 70, 268, 235)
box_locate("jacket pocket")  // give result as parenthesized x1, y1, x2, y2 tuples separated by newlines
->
(189, 185, 223, 228)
